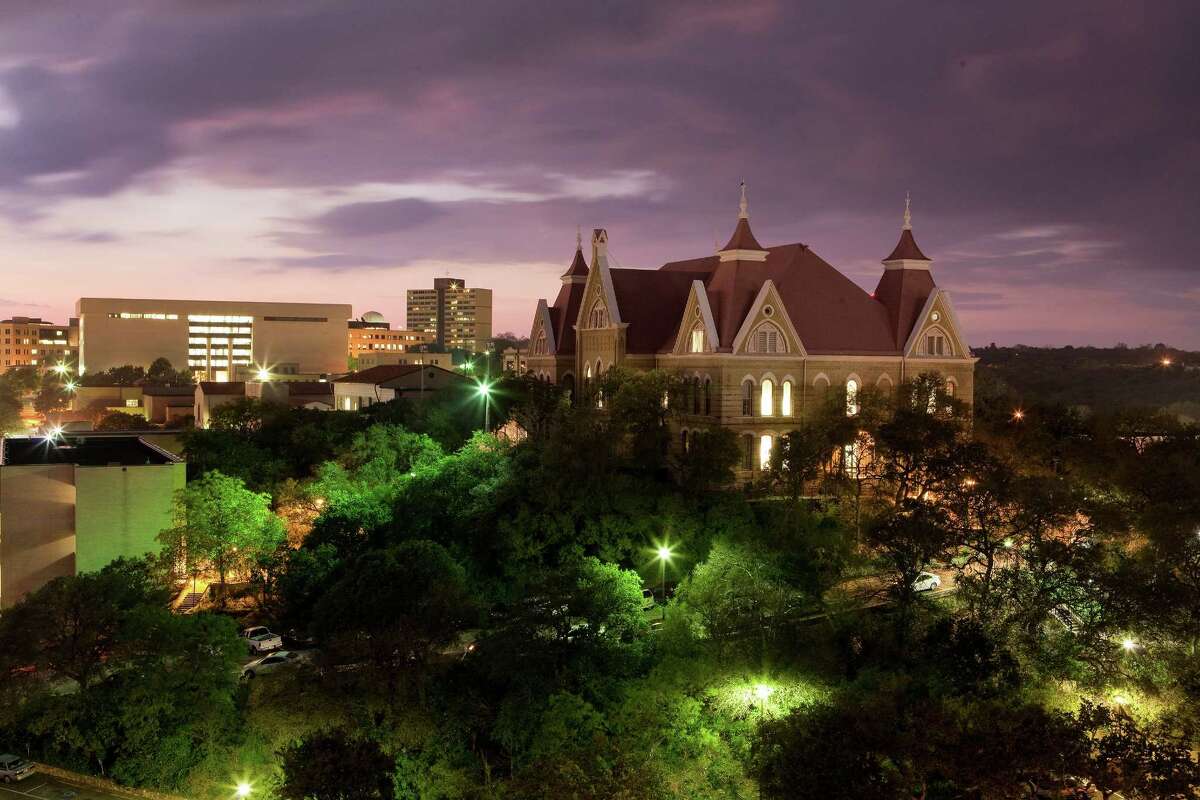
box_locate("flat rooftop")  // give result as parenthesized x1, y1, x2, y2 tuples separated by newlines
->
(0, 435, 181, 467)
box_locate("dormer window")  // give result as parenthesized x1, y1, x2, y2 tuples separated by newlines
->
(689, 324, 705, 353)
(533, 330, 548, 355)
(920, 326, 953, 356)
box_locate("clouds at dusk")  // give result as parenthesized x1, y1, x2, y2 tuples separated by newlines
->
(0, 1, 1196, 345)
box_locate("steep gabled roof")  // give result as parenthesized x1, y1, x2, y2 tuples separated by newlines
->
(884, 227, 930, 261)
(609, 268, 708, 353)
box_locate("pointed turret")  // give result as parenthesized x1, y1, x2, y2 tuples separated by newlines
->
(561, 226, 589, 284)
(875, 193, 936, 347)
(718, 182, 768, 262)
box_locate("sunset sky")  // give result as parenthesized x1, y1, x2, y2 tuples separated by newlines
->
(0, 2, 1196, 347)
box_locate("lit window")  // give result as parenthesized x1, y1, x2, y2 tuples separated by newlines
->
(760, 379, 774, 416)
(759, 434, 773, 470)
(690, 324, 705, 353)
(781, 380, 792, 416)
(125, 399, 138, 408)
(846, 379, 859, 416)
(843, 442, 860, 477)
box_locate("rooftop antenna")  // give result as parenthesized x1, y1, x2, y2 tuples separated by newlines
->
(738, 180, 749, 219)
(903, 191, 912, 230)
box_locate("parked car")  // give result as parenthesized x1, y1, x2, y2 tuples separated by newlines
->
(912, 572, 942, 592)
(642, 589, 655, 610)
(1025, 775, 1098, 799)
(243, 627, 283, 654)
(241, 650, 311, 679)
(283, 628, 317, 649)
(0, 754, 35, 783)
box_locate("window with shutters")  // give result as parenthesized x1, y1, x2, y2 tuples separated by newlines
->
(742, 380, 755, 416)
(748, 323, 783, 354)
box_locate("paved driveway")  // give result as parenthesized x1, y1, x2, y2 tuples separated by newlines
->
(0, 774, 135, 800)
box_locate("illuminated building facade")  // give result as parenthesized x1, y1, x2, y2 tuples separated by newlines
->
(1, 317, 78, 372)
(407, 278, 493, 352)
(347, 311, 434, 369)
(75, 298, 352, 380)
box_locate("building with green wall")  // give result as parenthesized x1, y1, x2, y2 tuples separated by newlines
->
(0, 434, 184, 607)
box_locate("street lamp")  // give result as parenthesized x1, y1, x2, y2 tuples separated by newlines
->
(1121, 637, 1138, 653)
(235, 782, 252, 798)
(64, 380, 77, 393)
(52, 362, 71, 376)
(1012, 409, 1025, 421)
(654, 545, 673, 619)
(255, 367, 271, 382)
(476, 379, 492, 430)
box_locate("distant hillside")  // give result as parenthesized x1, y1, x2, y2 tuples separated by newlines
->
(973, 344, 1200, 420)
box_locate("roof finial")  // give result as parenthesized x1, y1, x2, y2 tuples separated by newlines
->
(576, 224, 582, 251)
(903, 191, 912, 230)
(738, 180, 749, 219)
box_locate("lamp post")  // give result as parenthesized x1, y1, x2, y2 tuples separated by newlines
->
(655, 545, 672, 619)
(753, 684, 775, 800)
(235, 782, 252, 799)
(477, 379, 492, 431)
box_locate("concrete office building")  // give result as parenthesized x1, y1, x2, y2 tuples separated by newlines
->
(333, 364, 468, 411)
(347, 311, 434, 369)
(76, 298, 353, 380)
(1, 316, 78, 372)
(406, 278, 493, 352)
(0, 433, 185, 607)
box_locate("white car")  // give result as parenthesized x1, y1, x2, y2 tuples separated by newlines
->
(912, 571, 942, 592)
(642, 589, 655, 611)
(241, 650, 309, 678)
(242, 626, 283, 654)
(0, 754, 35, 783)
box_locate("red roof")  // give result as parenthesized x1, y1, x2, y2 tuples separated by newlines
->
(721, 216, 765, 252)
(335, 365, 425, 384)
(549, 248, 589, 355)
(612, 240, 934, 355)
(884, 228, 930, 261)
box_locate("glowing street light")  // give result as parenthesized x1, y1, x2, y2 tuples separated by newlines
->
(653, 544, 673, 620)
(1012, 409, 1025, 421)
(476, 379, 493, 430)
(1121, 637, 1138, 653)
(46, 424, 64, 439)
(64, 380, 78, 392)
(1160, 357, 1172, 367)
(52, 362, 71, 376)
(255, 367, 271, 382)
(235, 782, 252, 798)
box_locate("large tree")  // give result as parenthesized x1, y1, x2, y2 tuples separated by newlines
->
(278, 730, 395, 800)
(157, 471, 286, 604)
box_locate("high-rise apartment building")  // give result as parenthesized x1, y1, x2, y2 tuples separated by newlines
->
(1, 317, 79, 372)
(406, 278, 492, 352)
(347, 311, 434, 369)
(76, 298, 352, 380)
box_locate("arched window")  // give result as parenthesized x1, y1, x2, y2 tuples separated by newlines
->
(846, 378, 859, 417)
(843, 441, 860, 477)
(533, 330, 548, 355)
(760, 378, 774, 417)
(703, 378, 712, 415)
(681, 429, 689, 452)
(689, 323, 705, 353)
(748, 322, 783, 354)
(742, 379, 755, 416)
(759, 434, 773, 470)
(945, 380, 956, 397)
(781, 380, 793, 416)
(588, 300, 608, 329)
(692, 376, 701, 414)
(561, 373, 575, 400)
(742, 433, 754, 470)
(921, 326, 954, 356)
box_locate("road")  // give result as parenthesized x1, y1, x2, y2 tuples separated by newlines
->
(0, 774, 134, 800)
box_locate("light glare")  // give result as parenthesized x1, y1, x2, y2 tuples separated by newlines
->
(235, 783, 252, 798)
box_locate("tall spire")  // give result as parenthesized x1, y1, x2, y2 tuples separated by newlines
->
(718, 181, 767, 261)
(561, 226, 590, 283)
(738, 180, 749, 219)
(883, 192, 930, 264)
(903, 191, 912, 230)
(576, 224, 582, 251)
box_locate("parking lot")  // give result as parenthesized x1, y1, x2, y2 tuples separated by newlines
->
(0, 773, 137, 800)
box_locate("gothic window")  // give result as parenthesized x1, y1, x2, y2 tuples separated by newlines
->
(846, 378, 859, 417)
(748, 322, 783, 354)
(760, 378, 774, 417)
(742, 379, 755, 416)
(692, 376, 701, 414)
(843, 441, 860, 478)
(681, 429, 689, 452)
(703, 377, 712, 415)
(781, 380, 793, 417)
(742, 433, 754, 470)
(689, 323, 705, 353)
(759, 434, 773, 470)
(588, 300, 608, 329)
(533, 330, 548, 355)
(920, 326, 953, 356)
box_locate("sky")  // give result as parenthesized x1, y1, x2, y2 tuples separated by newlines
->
(0, 1, 1197, 347)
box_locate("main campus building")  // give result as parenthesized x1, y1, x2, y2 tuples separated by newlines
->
(527, 190, 975, 474)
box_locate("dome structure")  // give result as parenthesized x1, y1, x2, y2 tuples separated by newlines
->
(361, 311, 386, 323)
